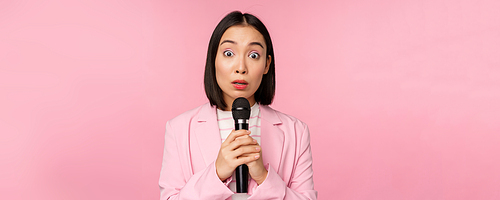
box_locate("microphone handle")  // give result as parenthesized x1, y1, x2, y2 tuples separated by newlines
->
(235, 164, 249, 193)
(235, 122, 249, 193)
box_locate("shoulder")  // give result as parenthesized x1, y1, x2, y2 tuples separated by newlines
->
(166, 103, 214, 127)
(260, 105, 309, 131)
(261, 105, 312, 152)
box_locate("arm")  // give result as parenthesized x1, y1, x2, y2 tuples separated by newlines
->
(248, 124, 317, 200)
(159, 121, 234, 200)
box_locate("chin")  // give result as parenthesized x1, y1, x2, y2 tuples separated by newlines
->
(225, 91, 254, 101)
(234, 91, 254, 98)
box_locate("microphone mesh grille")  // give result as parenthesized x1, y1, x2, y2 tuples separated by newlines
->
(231, 97, 251, 120)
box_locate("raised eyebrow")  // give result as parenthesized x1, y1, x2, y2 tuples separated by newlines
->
(220, 40, 264, 49)
(249, 42, 264, 49)
(220, 40, 236, 46)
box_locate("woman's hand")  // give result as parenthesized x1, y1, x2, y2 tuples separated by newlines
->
(215, 130, 261, 182)
(246, 146, 268, 185)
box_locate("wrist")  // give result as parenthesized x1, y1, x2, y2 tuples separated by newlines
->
(215, 164, 230, 182)
(255, 169, 268, 185)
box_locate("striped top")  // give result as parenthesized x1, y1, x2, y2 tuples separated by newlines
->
(217, 103, 261, 192)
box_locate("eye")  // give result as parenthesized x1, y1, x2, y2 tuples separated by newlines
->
(249, 52, 260, 59)
(223, 50, 234, 57)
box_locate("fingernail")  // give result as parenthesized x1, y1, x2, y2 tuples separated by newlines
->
(256, 147, 260, 151)
(253, 139, 257, 143)
(255, 155, 260, 158)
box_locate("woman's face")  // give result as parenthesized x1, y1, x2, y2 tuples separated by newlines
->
(215, 25, 271, 110)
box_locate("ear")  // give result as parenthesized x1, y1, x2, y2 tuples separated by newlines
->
(264, 55, 271, 74)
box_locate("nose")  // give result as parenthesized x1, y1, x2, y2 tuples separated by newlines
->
(235, 69, 247, 74)
(234, 56, 247, 74)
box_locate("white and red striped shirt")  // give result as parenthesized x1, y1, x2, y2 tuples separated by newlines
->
(217, 103, 261, 144)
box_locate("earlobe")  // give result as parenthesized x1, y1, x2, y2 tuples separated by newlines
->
(264, 55, 271, 74)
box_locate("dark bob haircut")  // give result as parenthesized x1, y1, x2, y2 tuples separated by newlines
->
(204, 11, 275, 110)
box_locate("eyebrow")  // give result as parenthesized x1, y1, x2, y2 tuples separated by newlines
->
(220, 40, 264, 49)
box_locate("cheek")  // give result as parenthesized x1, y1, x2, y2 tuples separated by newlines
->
(215, 60, 231, 86)
(254, 61, 267, 75)
(215, 67, 223, 85)
(215, 54, 229, 70)
(251, 64, 267, 87)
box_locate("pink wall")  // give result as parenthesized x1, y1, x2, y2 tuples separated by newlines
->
(1, 0, 499, 199)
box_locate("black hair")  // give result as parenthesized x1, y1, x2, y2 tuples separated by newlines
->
(204, 11, 276, 110)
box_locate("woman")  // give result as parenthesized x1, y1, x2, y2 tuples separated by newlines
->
(159, 11, 317, 200)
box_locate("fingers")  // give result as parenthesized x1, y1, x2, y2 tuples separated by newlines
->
(216, 129, 261, 180)
(234, 152, 261, 166)
(228, 152, 260, 168)
(228, 140, 257, 157)
(223, 130, 251, 145)
(218, 149, 260, 171)
(232, 145, 261, 157)
(240, 153, 261, 163)
(225, 143, 261, 166)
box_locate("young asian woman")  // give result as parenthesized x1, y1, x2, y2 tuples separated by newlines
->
(159, 11, 317, 200)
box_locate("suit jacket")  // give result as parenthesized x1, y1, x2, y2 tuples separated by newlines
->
(159, 103, 317, 200)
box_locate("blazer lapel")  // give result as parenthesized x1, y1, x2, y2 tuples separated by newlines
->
(260, 105, 284, 173)
(193, 103, 221, 167)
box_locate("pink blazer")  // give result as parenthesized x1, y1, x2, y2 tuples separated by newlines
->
(159, 103, 317, 200)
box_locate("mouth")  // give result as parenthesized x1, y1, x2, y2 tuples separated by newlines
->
(232, 80, 248, 89)
(232, 80, 248, 85)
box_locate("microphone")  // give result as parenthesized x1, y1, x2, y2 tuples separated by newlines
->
(232, 97, 251, 194)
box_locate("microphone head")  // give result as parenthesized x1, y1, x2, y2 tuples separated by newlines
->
(232, 97, 251, 120)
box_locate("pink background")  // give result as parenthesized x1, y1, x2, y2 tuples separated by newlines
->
(1, 0, 499, 199)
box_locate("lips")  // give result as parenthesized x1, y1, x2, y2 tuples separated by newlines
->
(232, 80, 248, 89)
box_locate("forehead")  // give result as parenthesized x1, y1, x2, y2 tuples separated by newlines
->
(219, 25, 266, 47)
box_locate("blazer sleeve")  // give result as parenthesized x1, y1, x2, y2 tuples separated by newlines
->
(248, 123, 318, 200)
(159, 121, 234, 200)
